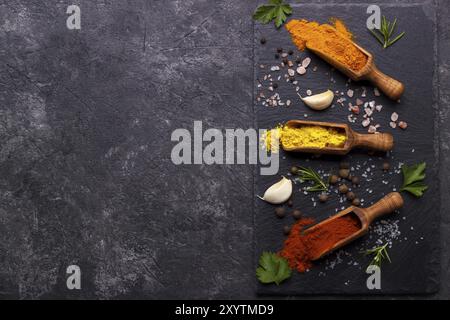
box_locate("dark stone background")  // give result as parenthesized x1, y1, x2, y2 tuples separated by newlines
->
(0, 0, 448, 299)
(255, 3, 439, 295)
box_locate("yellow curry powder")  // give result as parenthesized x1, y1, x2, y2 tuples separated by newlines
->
(285, 18, 368, 72)
(265, 125, 347, 152)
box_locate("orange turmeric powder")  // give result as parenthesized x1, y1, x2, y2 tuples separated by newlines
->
(286, 19, 367, 72)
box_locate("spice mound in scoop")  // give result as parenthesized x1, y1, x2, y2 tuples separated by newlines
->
(279, 213, 362, 272)
(285, 19, 367, 72)
(265, 124, 347, 152)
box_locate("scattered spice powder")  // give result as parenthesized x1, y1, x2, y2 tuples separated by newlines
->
(280, 213, 362, 272)
(331, 17, 353, 40)
(285, 19, 368, 71)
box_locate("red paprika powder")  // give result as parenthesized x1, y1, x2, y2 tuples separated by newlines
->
(280, 213, 361, 272)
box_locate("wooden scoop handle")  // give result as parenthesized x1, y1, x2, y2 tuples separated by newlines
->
(352, 131, 394, 152)
(364, 192, 404, 225)
(365, 65, 404, 100)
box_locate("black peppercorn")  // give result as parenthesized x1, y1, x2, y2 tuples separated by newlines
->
(329, 174, 339, 185)
(273, 83, 278, 89)
(275, 207, 286, 218)
(338, 184, 349, 194)
(339, 161, 350, 169)
(277, 47, 283, 53)
(346, 191, 356, 201)
(260, 37, 266, 44)
(319, 193, 329, 203)
(292, 209, 302, 220)
(275, 53, 280, 59)
(339, 169, 350, 179)
(288, 49, 294, 55)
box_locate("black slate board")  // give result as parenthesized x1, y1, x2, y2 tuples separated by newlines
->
(254, 3, 439, 295)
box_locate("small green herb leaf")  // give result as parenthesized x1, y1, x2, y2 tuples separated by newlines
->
(362, 243, 391, 271)
(296, 167, 329, 192)
(400, 162, 428, 197)
(253, 5, 277, 24)
(401, 181, 428, 197)
(253, 0, 292, 29)
(256, 252, 291, 285)
(368, 15, 405, 49)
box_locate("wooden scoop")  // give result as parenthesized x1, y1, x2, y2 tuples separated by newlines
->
(282, 120, 394, 155)
(306, 192, 404, 261)
(307, 42, 404, 100)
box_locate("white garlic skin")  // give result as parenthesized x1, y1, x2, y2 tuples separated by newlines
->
(259, 177, 292, 204)
(301, 89, 334, 110)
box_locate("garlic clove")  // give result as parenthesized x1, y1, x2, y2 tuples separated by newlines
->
(258, 177, 292, 204)
(299, 89, 334, 111)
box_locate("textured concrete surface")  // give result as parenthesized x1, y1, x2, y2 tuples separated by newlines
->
(0, 0, 448, 299)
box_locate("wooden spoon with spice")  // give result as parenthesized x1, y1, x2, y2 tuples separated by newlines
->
(286, 19, 404, 100)
(308, 42, 404, 101)
(281, 120, 394, 155)
(304, 192, 404, 261)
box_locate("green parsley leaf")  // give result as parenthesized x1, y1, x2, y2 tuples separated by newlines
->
(253, 5, 277, 24)
(253, 0, 292, 29)
(401, 181, 428, 197)
(400, 162, 428, 197)
(256, 251, 291, 285)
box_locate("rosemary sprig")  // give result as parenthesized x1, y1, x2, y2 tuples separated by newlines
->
(296, 167, 328, 192)
(369, 16, 405, 49)
(363, 243, 391, 271)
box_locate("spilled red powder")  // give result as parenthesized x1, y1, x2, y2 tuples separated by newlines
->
(279, 213, 362, 273)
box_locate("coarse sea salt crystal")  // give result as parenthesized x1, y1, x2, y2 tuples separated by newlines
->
(365, 107, 374, 117)
(362, 118, 371, 127)
(391, 112, 399, 122)
(296, 66, 306, 75)
(302, 57, 312, 68)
